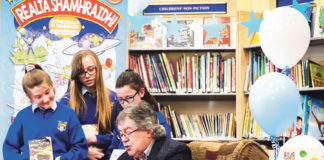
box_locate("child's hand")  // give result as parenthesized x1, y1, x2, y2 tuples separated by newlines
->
(87, 146, 104, 160)
(55, 156, 60, 160)
(86, 135, 98, 145)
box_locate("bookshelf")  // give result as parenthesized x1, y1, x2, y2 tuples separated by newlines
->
(242, 37, 324, 99)
(240, 10, 324, 145)
(129, 48, 237, 140)
(126, 0, 279, 142)
(128, 2, 239, 138)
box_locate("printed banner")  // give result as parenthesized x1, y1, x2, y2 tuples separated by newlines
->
(0, 0, 127, 154)
(143, 3, 226, 15)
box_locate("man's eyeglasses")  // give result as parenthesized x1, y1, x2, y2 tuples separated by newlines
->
(117, 89, 139, 104)
(79, 67, 96, 78)
(117, 128, 138, 139)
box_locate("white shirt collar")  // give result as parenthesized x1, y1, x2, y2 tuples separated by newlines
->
(81, 86, 88, 95)
(32, 101, 57, 113)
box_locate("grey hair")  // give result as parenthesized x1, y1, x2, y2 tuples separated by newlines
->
(116, 101, 166, 139)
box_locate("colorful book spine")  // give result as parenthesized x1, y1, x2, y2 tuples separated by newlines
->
(200, 54, 206, 93)
(139, 55, 151, 92)
(158, 54, 172, 92)
(162, 53, 177, 91)
(206, 52, 211, 92)
(187, 55, 193, 92)
(151, 55, 166, 92)
(144, 55, 155, 92)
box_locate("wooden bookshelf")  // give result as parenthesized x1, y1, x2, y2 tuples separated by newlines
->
(127, 0, 277, 142)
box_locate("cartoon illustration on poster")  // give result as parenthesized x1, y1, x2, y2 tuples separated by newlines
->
(1, 0, 127, 123)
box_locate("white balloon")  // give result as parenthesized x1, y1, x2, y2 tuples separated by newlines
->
(278, 135, 324, 160)
(128, 0, 151, 15)
(259, 7, 310, 69)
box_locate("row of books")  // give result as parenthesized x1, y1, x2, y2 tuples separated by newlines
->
(244, 48, 324, 92)
(129, 52, 236, 93)
(242, 102, 269, 139)
(159, 104, 236, 139)
(292, 59, 324, 89)
(243, 49, 280, 92)
(242, 94, 324, 139)
(297, 95, 324, 138)
(175, 52, 236, 93)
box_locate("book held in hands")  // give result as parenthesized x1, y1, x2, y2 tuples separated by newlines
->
(28, 137, 53, 160)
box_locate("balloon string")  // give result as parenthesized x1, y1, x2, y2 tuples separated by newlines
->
(281, 66, 291, 76)
(270, 136, 279, 160)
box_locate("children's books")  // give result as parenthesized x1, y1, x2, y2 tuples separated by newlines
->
(29, 137, 53, 160)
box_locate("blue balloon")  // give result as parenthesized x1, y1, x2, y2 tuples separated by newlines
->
(249, 72, 300, 136)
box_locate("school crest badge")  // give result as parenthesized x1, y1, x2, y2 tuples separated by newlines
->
(57, 121, 67, 132)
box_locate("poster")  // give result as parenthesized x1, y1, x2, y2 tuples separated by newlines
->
(0, 0, 127, 156)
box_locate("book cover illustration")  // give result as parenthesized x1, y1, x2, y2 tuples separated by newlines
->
(309, 61, 324, 87)
(130, 18, 164, 49)
(166, 20, 194, 48)
(202, 16, 231, 47)
(29, 137, 53, 160)
(307, 96, 324, 137)
(290, 95, 308, 137)
(313, 4, 324, 37)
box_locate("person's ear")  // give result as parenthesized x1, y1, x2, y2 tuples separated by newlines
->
(27, 93, 34, 103)
(138, 87, 145, 98)
(145, 129, 153, 138)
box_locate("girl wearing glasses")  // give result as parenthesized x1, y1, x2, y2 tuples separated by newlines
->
(106, 69, 171, 157)
(60, 50, 119, 160)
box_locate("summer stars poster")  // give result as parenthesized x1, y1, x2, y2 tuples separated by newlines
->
(0, 0, 127, 156)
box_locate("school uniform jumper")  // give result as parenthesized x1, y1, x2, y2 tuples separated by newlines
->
(3, 102, 88, 160)
(59, 89, 119, 160)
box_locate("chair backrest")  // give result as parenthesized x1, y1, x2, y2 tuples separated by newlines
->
(188, 140, 269, 160)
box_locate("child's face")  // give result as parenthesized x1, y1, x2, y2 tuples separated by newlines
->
(28, 83, 55, 109)
(116, 85, 145, 108)
(297, 119, 302, 127)
(78, 56, 97, 91)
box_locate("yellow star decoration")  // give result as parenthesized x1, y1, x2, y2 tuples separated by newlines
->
(21, 98, 25, 104)
(52, 48, 57, 54)
(90, 34, 101, 46)
(110, 102, 114, 108)
(313, 0, 323, 6)
(82, 25, 85, 29)
(43, 25, 47, 30)
(46, 38, 52, 47)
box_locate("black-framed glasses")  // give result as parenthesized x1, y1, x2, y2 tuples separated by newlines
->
(117, 89, 139, 104)
(117, 128, 138, 139)
(79, 67, 96, 77)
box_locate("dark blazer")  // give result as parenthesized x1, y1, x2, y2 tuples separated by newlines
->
(117, 136, 192, 160)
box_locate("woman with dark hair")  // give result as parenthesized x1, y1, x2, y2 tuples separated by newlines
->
(107, 69, 171, 158)
(115, 69, 159, 110)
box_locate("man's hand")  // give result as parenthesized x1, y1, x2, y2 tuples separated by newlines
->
(87, 146, 104, 160)
(55, 156, 60, 160)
